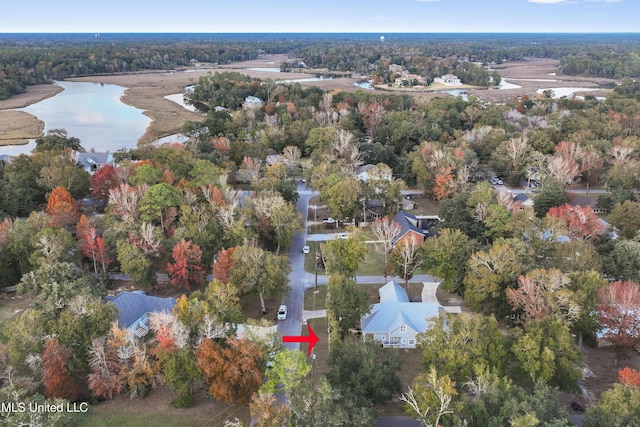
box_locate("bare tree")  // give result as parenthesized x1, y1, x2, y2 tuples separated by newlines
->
(282, 145, 301, 181)
(371, 217, 402, 279)
(392, 238, 424, 299)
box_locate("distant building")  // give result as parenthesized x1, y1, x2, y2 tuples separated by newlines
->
(434, 74, 462, 86)
(513, 193, 534, 209)
(356, 164, 392, 182)
(242, 96, 264, 109)
(75, 152, 114, 174)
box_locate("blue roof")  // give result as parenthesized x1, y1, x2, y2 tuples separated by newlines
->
(361, 280, 443, 335)
(379, 280, 409, 303)
(105, 292, 176, 328)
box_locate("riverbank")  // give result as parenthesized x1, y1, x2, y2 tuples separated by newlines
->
(0, 84, 63, 146)
(0, 56, 617, 149)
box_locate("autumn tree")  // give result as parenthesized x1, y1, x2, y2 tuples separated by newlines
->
(546, 204, 607, 241)
(583, 368, 640, 427)
(167, 239, 206, 290)
(596, 280, 640, 356)
(82, 227, 111, 276)
(506, 269, 581, 325)
(87, 332, 126, 400)
(213, 247, 236, 284)
(90, 164, 120, 202)
(46, 186, 79, 227)
(42, 337, 79, 401)
(195, 337, 263, 404)
(371, 216, 402, 278)
(250, 391, 290, 427)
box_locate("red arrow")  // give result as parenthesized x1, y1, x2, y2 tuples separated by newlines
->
(282, 323, 319, 356)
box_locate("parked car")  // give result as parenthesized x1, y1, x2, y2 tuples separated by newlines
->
(337, 232, 348, 240)
(323, 218, 336, 224)
(277, 305, 287, 320)
(302, 245, 310, 254)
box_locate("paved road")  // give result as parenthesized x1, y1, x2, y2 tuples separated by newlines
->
(277, 183, 317, 351)
(277, 183, 436, 350)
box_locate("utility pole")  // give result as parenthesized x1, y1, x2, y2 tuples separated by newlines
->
(314, 250, 320, 293)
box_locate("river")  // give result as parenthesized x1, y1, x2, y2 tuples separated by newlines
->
(1, 80, 151, 156)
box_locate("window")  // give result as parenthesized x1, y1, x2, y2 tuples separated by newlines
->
(408, 339, 416, 346)
(400, 324, 407, 333)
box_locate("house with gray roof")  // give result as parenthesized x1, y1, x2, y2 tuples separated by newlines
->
(392, 211, 428, 246)
(75, 151, 114, 174)
(361, 281, 458, 349)
(105, 291, 176, 338)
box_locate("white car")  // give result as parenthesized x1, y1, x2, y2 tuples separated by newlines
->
(302, 245, 310, 254)
(323, 218, 336, 224)
(337, 232, 348, 240)
(277, 305, 287, 320)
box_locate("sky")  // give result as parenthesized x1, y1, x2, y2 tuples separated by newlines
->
(1, 0, 637, 33)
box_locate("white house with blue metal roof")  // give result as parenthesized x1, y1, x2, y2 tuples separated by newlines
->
(361, 281, 458, 349)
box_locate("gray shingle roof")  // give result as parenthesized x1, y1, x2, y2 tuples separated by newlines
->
(105, 291, 176, 328)
(392, 211, 426, 245)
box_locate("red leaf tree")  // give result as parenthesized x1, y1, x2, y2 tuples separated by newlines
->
(547, 204, 607, 241)
(90, 164, 120, 202)
(596, 280, 640, 351)
(618, 367, 640, 388)
(213, 247, 236, 284)
(42, 337, 79, 401)
(82, 227, 112, 275)
(167, 239, 205, 290)
(46, 186, 79, 227)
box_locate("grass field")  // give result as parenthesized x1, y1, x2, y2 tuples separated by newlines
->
(303, 239, 429, 277)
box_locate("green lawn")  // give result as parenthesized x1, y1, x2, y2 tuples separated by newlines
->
(303, 240, 429, 277)
(304, 286, 327, 311)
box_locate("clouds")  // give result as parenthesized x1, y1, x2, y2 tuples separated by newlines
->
(528, 0, 567, 3)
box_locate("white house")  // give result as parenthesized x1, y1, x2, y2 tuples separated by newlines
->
(356, 163, 392, 182)
(75, 151, 114, 174)
(361, 281, 460, 349)
(243, 96, 264, 109)
(434, 74, 462, 86)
